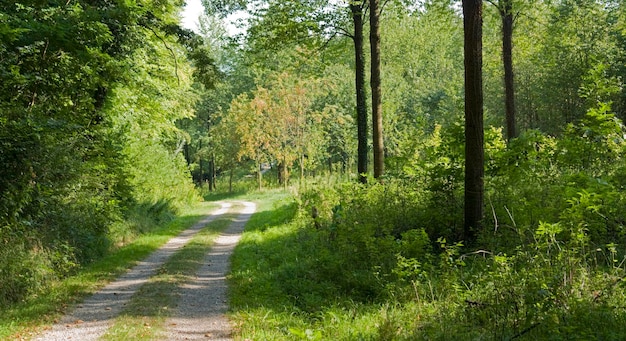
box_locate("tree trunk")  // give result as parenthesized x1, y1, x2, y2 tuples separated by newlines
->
(328, 157, 332, 174)
(229, 168, 233, 193)
(212, 152, 217, 190)
(198, 139, 203, 186)
(351, 2, 368, 184)
(463, 0, 484, 242)
(283, 156, 288, 190)
(208, 156, 215, 191)
(370, 0, 384, 179)
(183, 143, 190, 166)
(501, 0, 517, 141)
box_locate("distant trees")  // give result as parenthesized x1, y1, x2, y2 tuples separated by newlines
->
(222, 71, 327, 188)
(230, 0, 386, 183)
(199, 0, 626, 241)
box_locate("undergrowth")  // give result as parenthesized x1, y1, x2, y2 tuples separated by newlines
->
(229, 107, 626, 340)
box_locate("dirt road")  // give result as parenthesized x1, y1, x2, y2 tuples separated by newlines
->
(34, 201, 256, 341)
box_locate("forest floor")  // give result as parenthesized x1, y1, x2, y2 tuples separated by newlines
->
(32, 200, 256, 341)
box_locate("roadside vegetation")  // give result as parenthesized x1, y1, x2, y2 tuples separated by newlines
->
(228, 109, 626, 340)
(4, 1, 626, 340)
(0, 202, 217, 340)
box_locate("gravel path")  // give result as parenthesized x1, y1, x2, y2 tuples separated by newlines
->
(34, 201, 255, 341)
(162, 201, 256, 340)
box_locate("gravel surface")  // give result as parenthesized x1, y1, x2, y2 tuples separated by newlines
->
(162, 201, 256, 340)
(33, 201, 255, 341)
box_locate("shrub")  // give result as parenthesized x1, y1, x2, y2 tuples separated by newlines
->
(301, 180, 432, 301)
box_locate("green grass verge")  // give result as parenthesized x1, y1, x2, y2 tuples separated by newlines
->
(226, 193, 460, 340)
(228, 187, 626, 340)
(228, 192, 325, 340)
(0, 201, 219, 340)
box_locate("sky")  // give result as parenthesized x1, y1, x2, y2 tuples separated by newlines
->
(181, 0, 247, 36)
(180, 0, 204, 33)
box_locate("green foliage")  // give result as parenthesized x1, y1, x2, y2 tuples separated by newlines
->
(231, 184, 626, 340)
(230, 101, 626, 339)
(0, 0, 199, 306)
(0, 202, 217, 339)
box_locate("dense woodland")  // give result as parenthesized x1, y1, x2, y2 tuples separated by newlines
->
(3, 0, 626, 338)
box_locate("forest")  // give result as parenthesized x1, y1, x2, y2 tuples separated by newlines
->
(2, 0, 626, 339)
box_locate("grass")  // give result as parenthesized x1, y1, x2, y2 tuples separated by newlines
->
(228, 192, 329, 340)
(0, 187, 294, 340)
(0, 201, 219, 340)
(228, 204, 393, 340)
(227, 186, 626, 340)
(100, 188, 293, 340)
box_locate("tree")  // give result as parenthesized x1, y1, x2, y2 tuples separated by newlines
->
(0, 0, 200, 304)
(224, 70, 326, 189)
(463, 0, 485, 242)
(237, 0, 371, 182)
(510, 0, 622, 133)
(379, 4, 465, 177)
(497, 0, 517, 141)
(351, 1, 370, 183)
(370, 0, 384, 178)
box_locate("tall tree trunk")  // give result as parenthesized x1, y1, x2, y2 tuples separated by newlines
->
(370, 0, 384, 179)
(501, 0, 517, 141)
(229, 168, 233, 193)
(283, 156, 288, 190)
(208, 157, 213, 191)
(463, 0, 484, 242)
(208, 153, 216, 191)
(198, 140, 203, 185)
(351, 2, 368, 184)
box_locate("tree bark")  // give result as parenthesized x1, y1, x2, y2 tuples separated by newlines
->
(370, 0, 384, 179)
(300, 153, 305, 189)
(208, 153, 216, 191)
(463, 0, 484, 242)
(198, 139, 203, 185)
(229, 168, 233, 193)
(501, 0, 517, 141)
(351, 2, 368, 184)
(283, 156, 288, 190)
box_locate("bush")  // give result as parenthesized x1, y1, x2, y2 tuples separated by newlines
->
(301, 181, 432, 301)
(0, 239, 57, 306)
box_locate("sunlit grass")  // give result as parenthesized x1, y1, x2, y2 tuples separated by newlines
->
(228, 185, 626, 340)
